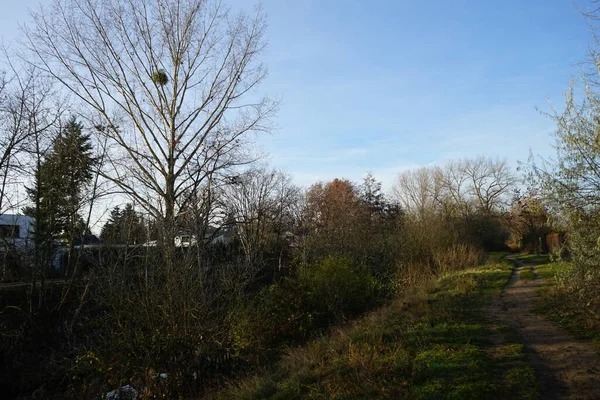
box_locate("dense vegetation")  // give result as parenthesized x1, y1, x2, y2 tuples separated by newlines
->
(216, 257, 538, 400)
(1, 161, 508, 398)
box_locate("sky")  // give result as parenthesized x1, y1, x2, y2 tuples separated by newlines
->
(0, 0, 594, 192)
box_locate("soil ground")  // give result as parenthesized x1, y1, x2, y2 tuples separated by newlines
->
(487, 258, 600, 400)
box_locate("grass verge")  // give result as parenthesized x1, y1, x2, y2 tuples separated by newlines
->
(210, 257, 539, 400)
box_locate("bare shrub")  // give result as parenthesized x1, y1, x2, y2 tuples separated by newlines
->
(432, 244, 483, 275)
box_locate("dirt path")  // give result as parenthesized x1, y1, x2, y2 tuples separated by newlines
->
(487, 258, 600, 400)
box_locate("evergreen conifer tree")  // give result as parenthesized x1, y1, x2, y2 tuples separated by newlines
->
(24, 117, 95, 272)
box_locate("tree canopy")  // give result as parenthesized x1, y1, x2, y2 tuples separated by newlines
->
(26, 0, 277, 234)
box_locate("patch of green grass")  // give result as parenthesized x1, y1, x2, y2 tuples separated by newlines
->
(486, 251, 513, 264)
(504, 366, 539, 400)
(533, 261, 565, 281)
(513, 253, 549, 265)
(520, 267, 536, 281)
(487, 339, 540, 400)
(412, 344, 496, 400)
(214, 259, 540, 400)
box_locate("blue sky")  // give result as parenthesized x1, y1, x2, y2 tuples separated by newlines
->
(0, 0, 593, 190)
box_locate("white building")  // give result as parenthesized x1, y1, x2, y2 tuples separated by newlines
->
(174, 234, 197, 248)
(0, 214, 34, 249)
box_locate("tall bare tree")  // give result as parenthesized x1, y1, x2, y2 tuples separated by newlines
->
(0, 64, 59, 214)
(462, 156, 515, 214)
(437, 159, 474, 218)
(25, 0, 276, 238)
(222, 167, 299, 266)
(394, 158, 515, 220)
(392, 167, 442, 219)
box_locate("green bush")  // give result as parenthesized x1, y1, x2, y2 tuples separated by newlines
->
(228, 256, 380, 365)
(304, 255, 377, 321)
(228, 279, 316, 362)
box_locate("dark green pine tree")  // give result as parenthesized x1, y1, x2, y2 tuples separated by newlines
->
(23, 160, 61, 270)
(359, 173, 402, 224)
(119, 203, 147, 244)
(100, 206, 122, 244)
(101, 204, 147, 244)
(50, 118, 95, 243)
(24, 117, 95, 273)
(360, 172, 385, 215)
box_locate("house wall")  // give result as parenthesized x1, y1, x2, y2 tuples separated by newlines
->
(0, 214, 34, 240)
(0, 214, 34, 244)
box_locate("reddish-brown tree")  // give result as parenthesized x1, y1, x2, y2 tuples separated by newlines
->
(304, 178, 366, 254)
